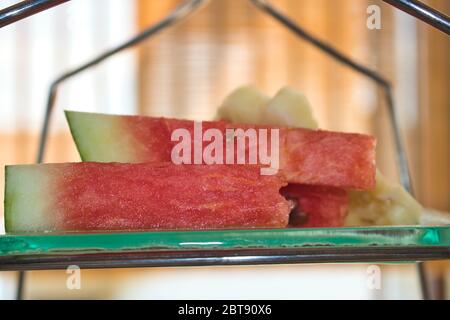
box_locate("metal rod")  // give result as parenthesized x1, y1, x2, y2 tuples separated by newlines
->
(417, 262, 432, 300)
(0, 0, 70, 28)
(383, 0, 450, 35)
(16, 270, 25, 300)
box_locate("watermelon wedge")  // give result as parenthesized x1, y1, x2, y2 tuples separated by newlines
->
(65, 111, 376, 190)
(4, 163, 290, 233)
(281, 184, 349, 228)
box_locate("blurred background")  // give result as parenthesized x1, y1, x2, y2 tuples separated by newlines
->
(0, 0, 448, 299)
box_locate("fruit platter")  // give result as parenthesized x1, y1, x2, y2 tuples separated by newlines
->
(2, 87, 449, 271)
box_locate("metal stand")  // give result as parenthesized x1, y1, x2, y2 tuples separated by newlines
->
(1, 0, 449, 301)
(0, 0, 69, 28)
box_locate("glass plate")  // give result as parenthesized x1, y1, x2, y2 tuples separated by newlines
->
(0, 226, 449, 271)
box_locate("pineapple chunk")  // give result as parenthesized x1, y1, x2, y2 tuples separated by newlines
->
(345, 171, 422, 226)
(217, 86, 269, 124)
(263, 87, 318, 129)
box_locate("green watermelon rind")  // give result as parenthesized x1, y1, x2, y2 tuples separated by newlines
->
(65, 110, 89, 162)
(4, 166, 14, 232)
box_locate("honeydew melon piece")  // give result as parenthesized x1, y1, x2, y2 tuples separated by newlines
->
(216, 85, 269, 124)
(264, 87, 318, 129)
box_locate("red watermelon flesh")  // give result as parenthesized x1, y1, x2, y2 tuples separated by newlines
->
(66, 111, 376, 190)
(5, 163, 291, 233)
(281, 184, 349, 228)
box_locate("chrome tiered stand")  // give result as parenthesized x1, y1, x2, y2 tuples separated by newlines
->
(0, 0, 449, 300)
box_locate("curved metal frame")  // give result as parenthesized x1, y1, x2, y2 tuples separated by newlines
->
(2, 0, 448, 301)
(383, 0, 450, 34)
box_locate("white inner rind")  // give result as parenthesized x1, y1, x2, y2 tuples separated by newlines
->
(5, 165, 55, 233)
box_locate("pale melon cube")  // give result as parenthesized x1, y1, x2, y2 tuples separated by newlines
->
(263, 87, 318, 129)
(217, 86, 269, 124)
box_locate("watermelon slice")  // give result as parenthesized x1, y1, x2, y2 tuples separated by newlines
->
(65, 111, 376, 190)
(281, 184, 349, 228)
(4, 162, 290, 233)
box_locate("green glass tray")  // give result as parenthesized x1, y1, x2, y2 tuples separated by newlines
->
(0, 226, 449, 271)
